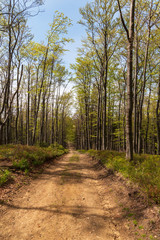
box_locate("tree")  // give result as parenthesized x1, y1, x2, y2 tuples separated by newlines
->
(117, 0, 136, 160)
(0, 0, 42, 142)
(79, 0, 119, 150)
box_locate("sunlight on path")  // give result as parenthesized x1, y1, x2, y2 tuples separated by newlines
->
(0, 150, 133, 240)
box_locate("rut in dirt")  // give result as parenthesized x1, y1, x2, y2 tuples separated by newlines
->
(0, 151, 134, 240)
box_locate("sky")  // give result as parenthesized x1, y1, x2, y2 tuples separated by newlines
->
(27, 0, 91, 69)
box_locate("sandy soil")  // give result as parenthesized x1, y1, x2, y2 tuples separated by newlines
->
(0, 151, 160, 240)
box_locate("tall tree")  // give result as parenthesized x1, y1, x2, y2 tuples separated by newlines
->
(117, 0, 136, 160)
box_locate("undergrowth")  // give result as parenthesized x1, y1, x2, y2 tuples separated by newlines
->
(0, 143, 68, 185)
(0, 169, 12, 186)
(87, 149, 160, 204)
(69, 154, 79, 162)
(77, 149, 87, 154)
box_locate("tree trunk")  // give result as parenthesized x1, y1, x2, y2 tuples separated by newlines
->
(96, 87, 101, 150)
(117, 0, 136, 160)
(156, 68, 160, 155)
(15, 61, 20, 143)
(133, 27, 138, 153)
(138, 6, 151, 154)
(26, 66, 30, 145)
(126, 40, 134, 160)
(144, 84, 151, 153)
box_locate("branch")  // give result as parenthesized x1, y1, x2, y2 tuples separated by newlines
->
(117, 0, 129, 40)
(108, 36, 121, 62)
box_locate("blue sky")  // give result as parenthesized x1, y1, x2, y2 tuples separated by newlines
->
(27, 0, 91, 69)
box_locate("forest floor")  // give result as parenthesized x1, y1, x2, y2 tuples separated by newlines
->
(0, 150, 160, 240)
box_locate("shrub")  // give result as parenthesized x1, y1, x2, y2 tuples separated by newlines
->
(13, 158, 30, 170)
(77, 149, 87, 154)
(87, 150, 160, 204)
(39, 142, 50, 148)
(0, 144, 68, 174)
(0, 169, 12, 186)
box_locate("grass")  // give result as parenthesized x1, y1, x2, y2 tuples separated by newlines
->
(149, 235, 157, 240)
(69, 154, 79, 162)
(87, 149, 160, 204)
(0, 169, 12, 186)
(0, 143, 68, 186)
(133, 220, 138, 226)
(77, 149, 87, 154)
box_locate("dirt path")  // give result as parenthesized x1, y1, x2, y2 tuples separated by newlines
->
(0, 151, 159, 240)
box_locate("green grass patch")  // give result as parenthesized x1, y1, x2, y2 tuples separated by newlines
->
(69, 154, 79, 162)
(0, 143, 68, 186)
(0, 169, 12, 186)
(77, 149, 87, 154)
(87, 149, 160, 204)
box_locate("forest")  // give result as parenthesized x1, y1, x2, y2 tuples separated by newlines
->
(0, 0, 160, 162)
(0, 0, 160, 239)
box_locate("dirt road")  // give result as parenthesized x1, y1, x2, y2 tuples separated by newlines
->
(0, 151, 159, 240)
